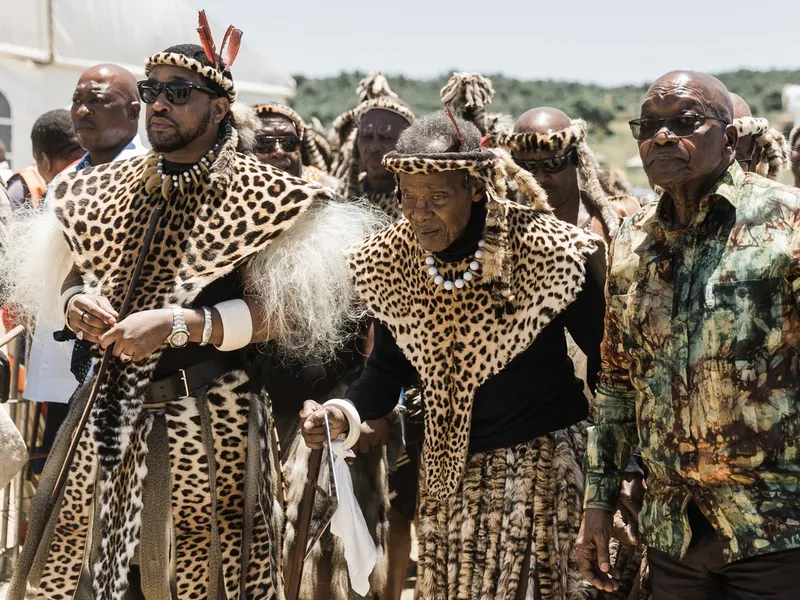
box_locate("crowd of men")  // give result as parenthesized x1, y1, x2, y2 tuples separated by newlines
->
(0, 11, 799, 600)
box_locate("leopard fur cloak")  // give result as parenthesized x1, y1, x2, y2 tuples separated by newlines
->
(348, 198, 601, 502)
(7, 139, 359, 600)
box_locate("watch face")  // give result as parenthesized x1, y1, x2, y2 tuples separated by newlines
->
(171, 331, 190, 348)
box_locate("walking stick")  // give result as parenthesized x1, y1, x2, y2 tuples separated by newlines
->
(286, 415, 339, 600)
(47, 205, 164, 511)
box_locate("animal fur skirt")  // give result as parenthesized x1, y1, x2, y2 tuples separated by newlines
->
(417, 423, 593, 600)
(8, 370, 285, 600)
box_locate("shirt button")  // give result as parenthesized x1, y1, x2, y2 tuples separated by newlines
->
(687, 479, 698, 487)
(679, 429, 687, 437)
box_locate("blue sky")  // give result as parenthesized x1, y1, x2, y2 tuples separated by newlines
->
(200, 0, 800, 85)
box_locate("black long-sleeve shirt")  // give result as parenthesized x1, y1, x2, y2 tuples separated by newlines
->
(345, 203, 606, 453)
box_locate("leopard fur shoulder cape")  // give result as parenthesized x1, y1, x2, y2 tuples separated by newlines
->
(348, 199, 601, 500)
(50, 144, 332, 468)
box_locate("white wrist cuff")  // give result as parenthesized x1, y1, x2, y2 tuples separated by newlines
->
(59, 286, 84, 325)
(214, 299, 253, 351)
(324, 399, 361, 451)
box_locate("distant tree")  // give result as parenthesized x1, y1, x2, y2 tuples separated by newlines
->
(569, 97, 616, 134)
(762, 86, 784, 112)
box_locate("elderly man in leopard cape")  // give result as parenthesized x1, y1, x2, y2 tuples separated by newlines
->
(0, 22, 382, 600)
(301, 110, 642, 599)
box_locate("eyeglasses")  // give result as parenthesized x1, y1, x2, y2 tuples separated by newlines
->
(137, 80, 219, 105)
(629, 113, 729, 141)
(516, 148, 575, 174)
(255, 135, 301, 154)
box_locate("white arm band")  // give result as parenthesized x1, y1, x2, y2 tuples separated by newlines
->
(213, 299, 253, 351)
(58, 286, 85, 325)
(324, 399, 362, 451)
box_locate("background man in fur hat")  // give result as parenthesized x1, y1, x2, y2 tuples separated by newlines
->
(730, 93, 790, 179)
(301, 110, 617, 599)
(252, 102, 342, 190)
(578, 70, 800, 600)
(3, 14, 380, 599)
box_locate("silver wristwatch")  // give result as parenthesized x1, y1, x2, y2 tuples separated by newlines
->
(168, 305, 190, 348)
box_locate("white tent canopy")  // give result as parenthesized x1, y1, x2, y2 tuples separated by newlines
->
(0, 0, 294, 168)
(0, 0, 294, 96)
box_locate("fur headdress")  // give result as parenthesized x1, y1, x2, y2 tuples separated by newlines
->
(145, 11, 258, 154)
(493, 119, 620, 237)
(145, 11, 241, 103)
(252, 103, 330, 172)
(733, 116, 791, 180)
(382, 130, 550, 310)
(440, 72, 513, 136)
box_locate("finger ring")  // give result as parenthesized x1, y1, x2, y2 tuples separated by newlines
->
(120, 352, 132, 363)
(81, 310, 88, 323)
(76, 330, 84, 341)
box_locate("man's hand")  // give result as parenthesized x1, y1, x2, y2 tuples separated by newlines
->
(576, 507, 620, 592)
(98, 308, 172, 362)
(611, 474, 645, 546)
(357, 417, 390, 454)
(300, 400, 348, 449)
(67, 294, 118, 344)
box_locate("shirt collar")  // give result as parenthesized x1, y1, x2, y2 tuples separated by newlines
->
(641, 161, 744, 234)
(73, 134, 147, 171)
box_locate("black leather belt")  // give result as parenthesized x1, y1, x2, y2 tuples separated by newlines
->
(145, 357, 234, 405)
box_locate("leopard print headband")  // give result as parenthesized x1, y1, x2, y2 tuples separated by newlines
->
(492, 119, 587, 153)
(253, 103, 306, 138)
(734, 116, 791, 180)
(383, 148, 551, 308)
(145, 52, 236, 102)
(493, 119, 620, 237)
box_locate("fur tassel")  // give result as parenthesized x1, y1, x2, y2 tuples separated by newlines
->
(209, 125, 239, 189)
(755, 127, 790, 180)
(576, 139, 620, 239)
(440, 72, 495, 135)
(356, 72, 398, 103)
(229, 102, 259, 153)
(489, 148, 550, 212)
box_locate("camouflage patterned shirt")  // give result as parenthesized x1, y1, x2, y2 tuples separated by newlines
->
(585, 162, 800, 562)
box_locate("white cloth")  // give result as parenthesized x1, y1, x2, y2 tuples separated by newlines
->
(23, 136, 147, 403)
(329, 440, 378, 597)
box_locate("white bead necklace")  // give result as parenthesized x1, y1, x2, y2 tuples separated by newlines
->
(424, 239, 486, 291)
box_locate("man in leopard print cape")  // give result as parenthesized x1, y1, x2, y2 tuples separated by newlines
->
(300, 110, 627, 599)
(1, 22, 382, 600)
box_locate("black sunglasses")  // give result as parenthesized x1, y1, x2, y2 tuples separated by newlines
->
(516, 148, 575, 174)
(137, 80, 219, 105)
(255, 135, 301, 154)
(629, 113, 729, 141)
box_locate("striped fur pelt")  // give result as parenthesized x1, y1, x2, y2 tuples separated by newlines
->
(280, 413, 390, 599)
(416, 424, 595, 600)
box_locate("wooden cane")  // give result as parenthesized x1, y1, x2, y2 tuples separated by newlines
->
(47, 205, 164, 510)
(285, 447, 323, 600)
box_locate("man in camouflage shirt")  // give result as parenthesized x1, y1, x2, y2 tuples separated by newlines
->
(576, 70, 800, 600)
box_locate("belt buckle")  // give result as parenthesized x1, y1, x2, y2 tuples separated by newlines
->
(177, 369, 190, 399)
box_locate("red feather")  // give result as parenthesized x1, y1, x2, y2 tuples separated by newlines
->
(444, 106, 465, 149)
(221, 27, 242, 70)
(196, 10, 217, 66)
(480, 135, 491, 150)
